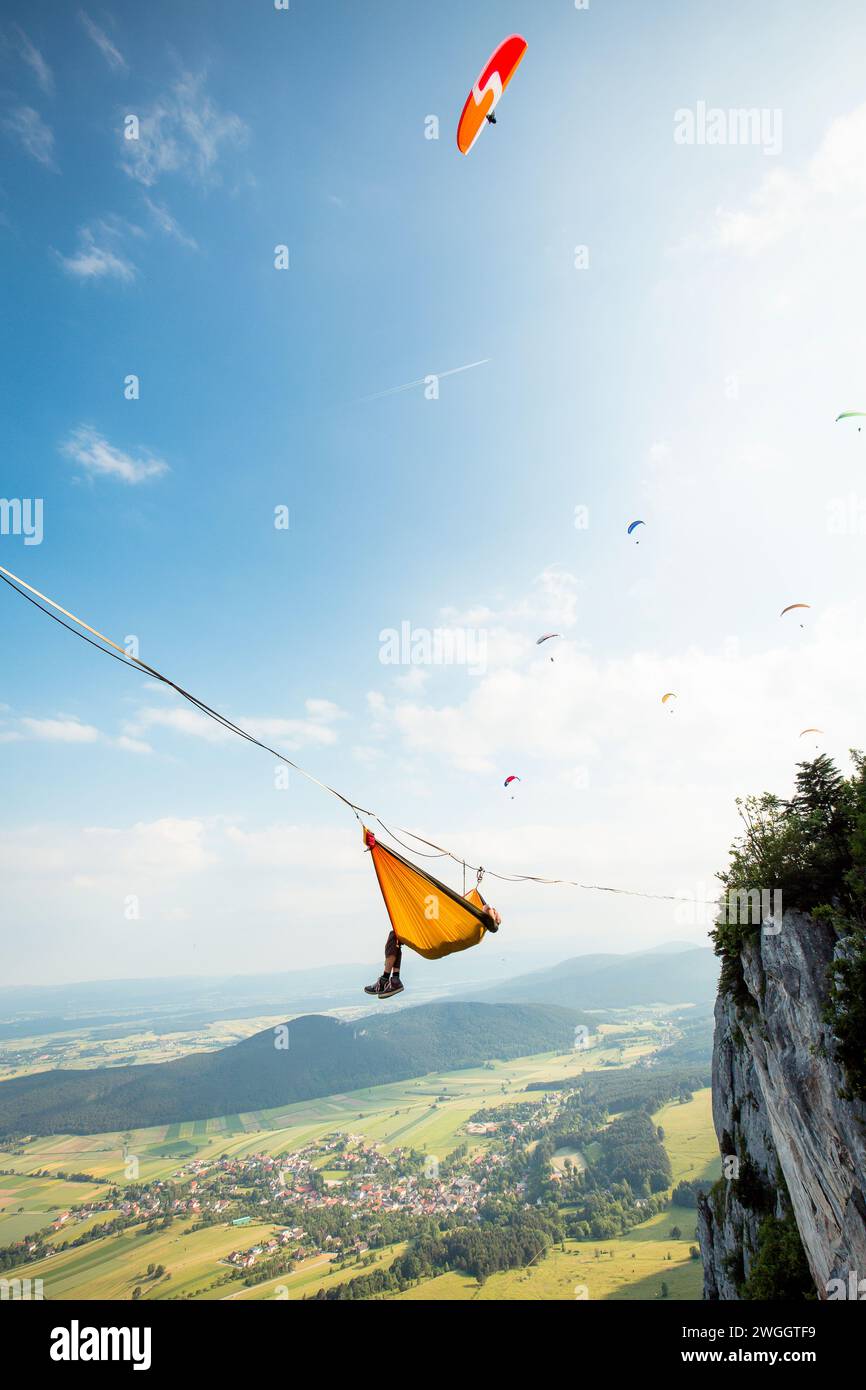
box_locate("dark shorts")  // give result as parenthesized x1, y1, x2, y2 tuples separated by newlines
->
(386, 930, 402, 968)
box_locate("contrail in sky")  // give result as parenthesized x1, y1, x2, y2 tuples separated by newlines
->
(356, 358, 491, 403)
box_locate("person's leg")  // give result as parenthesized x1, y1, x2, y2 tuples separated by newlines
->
(385, 931, 402, 982)
(364, 932, 404, 995)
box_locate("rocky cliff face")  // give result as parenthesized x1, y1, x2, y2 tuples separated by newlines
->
(699, 910, 866, 1299)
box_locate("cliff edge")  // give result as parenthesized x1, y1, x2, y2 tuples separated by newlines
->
(699, 910, 866, 1299)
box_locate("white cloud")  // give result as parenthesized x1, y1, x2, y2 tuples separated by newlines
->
(352, 744, 382, 766)
(19, 716, 100, 743)
(58, 206, 196, 280)
(56, 226, 136, 281)
(78, 11, 127, 73)
(143, 196, 198, 249)
(127, 697, 347, 752)
(127, 706, 230, 744)
(225, 823, 361, 872)
(12, 26, 53, 94)
(3, 106, 57, 170)
(441, 565, 582, 635)
(367, 604, 866, 789)
(712, 101, 866, 256)
(61, 425, 168, 484)
(394, 667, 429, 694)
(112, 735, 152, 755)
(79, 817, 216, 877)
(4, 713, 152, 752)
(119, 71, 247, 188)
(0, 814, 381, 983)
(302, 699, 345, 723)
(0, 818, 213, 882)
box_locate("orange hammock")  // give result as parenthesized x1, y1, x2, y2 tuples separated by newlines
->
(364, 827, 495, 960)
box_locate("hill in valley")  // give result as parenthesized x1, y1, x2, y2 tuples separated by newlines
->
(465, 947, 718, 1011)
(0, 1001, 583, 1138)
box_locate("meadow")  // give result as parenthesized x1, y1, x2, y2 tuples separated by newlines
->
(392, 1088, 717, 1303)
(0, 1020, 717, 1302)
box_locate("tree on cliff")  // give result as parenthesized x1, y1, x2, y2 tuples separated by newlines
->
(714, 753, 866, 1101)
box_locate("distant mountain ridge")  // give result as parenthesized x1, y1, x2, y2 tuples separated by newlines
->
(464, 947, 718, 1010)
(0, 1001, 582, 1138)
(0, 948, 571, 1038)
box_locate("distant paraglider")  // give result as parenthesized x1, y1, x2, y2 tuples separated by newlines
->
(457, 35, 527, 155)
(536, 632, 560, 662)
(661, 692, 677, 712)
(800, 727, 823, 749)
(503, 774, 521, 799)
(836, 412, 866, 431)
(627, 520, 645, 543)
(781, 603, 810, 629)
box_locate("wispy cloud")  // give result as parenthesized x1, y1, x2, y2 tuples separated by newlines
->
(56, 224, 136, 281)
(127, 706, 231, 745)
(61, 425, 169, 484)
(706, 100, 866, 257)
(12, 25, 54, 94)
(19, 717, 100, 744)
(441, 565, 582, 636)
(77, 10, 127, 73)
(126, 697, 347, 751)
(3, 106, 57, 170)
(1, 712, 152, 752)
(143, 195, 198, 249)
(119, 71, 247, 188)
(113, 735, 152, 754)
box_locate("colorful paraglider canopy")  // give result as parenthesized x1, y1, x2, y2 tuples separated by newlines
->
(780, 603, 810, 617)
(536, 633, 560, 645)
(363, 828, 494, 960)
(457, 34, 527, 155)
(504, 774, 521, 788)
(835, 412, 866, 422)
(627, 520, 645, 535)
(661, 692, 677, 705)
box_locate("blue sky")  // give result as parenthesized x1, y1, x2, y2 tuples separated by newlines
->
(3, 0, 866, 985)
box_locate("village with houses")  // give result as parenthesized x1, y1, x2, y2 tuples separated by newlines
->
(1, 1096, 560, 1285)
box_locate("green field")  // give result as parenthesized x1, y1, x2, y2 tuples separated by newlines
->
(395, 1213, 702, 1302)
(394, 1088, 717, 1303)
(653, 1088, 720, 1187)
(226, 1242, 409, 1302)
(16, 1216, 280, 1301)
(0, 1032, 716, 1302)
(0, 1037, 636, 1189)
(0, 1210, 53, 1243)
(551, 1145, 587, 1174)
(0, 1015, 296, 1082)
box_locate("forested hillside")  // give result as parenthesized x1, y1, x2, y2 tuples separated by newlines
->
(0, 1002, 579, 1137)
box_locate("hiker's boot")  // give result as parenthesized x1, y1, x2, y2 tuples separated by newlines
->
(364, 973, 392, 996)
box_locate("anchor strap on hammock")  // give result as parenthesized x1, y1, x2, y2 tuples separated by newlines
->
(364, 827, 493, 960)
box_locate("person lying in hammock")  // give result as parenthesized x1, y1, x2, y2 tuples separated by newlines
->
(365, 905, 502, 999)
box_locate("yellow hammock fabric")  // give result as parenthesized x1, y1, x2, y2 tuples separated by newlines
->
(364, 828, 493, 960)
